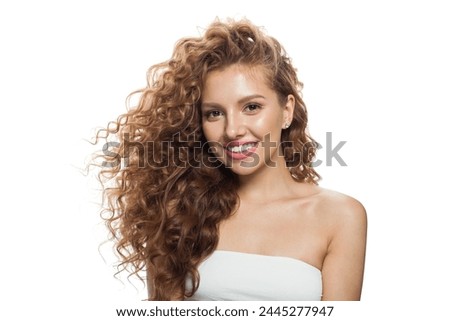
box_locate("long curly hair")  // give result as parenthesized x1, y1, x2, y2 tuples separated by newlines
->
(93, 18, 320, 300)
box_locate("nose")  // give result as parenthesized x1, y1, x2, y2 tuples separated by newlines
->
(224, 112, 246, 140)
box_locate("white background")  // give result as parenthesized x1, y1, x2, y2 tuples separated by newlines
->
(1, 0, 449, 320)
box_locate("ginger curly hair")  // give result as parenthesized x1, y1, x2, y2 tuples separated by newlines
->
(94, 18, 319, 300)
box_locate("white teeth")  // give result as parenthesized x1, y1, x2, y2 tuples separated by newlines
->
(227, 143, 256, 153)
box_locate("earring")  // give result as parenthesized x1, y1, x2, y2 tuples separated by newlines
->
(285, 123, 290, 129)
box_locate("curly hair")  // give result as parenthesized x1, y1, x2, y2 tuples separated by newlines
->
(94, 18, 320, 300)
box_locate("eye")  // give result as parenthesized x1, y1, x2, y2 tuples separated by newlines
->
(204, 110, 223, 120)
(243, 103, 261, 113)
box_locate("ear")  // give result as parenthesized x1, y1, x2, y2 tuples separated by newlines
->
(283, 94, 295, 128)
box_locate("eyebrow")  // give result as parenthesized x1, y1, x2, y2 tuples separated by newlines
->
(238, 94, 266, 104)
(201, 94, 266, 108)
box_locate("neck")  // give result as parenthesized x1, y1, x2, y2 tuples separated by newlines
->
(237, 155, 296, 202)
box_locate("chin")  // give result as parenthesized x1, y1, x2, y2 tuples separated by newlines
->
(225, 161, 264, 176)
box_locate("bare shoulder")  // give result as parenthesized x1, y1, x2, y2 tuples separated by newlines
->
(310, 188, 367, 300)
(310, 187, 367, 231)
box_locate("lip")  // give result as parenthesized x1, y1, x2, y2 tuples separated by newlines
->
(224, 141, 258, 160)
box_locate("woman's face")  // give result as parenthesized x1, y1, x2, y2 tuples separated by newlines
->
(201, 64, 294, 176)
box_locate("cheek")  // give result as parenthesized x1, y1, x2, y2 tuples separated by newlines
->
(252, 112, 283, 134)
(201, 121, 220, 142)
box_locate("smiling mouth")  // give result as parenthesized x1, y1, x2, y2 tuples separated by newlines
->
(226, 142, 258, 153)
(224, 142, 258, 160)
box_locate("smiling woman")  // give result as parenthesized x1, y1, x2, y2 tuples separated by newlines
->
(93, 18, 367, 301)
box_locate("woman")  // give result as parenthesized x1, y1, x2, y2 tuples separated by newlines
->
(95, 19, 367, 301)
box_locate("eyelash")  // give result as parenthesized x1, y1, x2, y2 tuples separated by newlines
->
(243, 103, 261, 112)
(203, 103, 262, 120)
(204, 110, 223, 119)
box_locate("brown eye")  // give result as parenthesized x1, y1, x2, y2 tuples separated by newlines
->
(204, 110, 223, 120)
(244, 103, 261, 113)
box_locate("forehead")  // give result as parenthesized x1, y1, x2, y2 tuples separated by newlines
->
(202, 64, 274, 102)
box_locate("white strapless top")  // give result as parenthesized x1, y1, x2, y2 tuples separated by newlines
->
(187, 250, 322, 301)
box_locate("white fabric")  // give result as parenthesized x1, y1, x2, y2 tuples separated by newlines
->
(187, 250, 322, 301)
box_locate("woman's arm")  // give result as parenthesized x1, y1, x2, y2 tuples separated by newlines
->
(321, 197, 367, 300)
